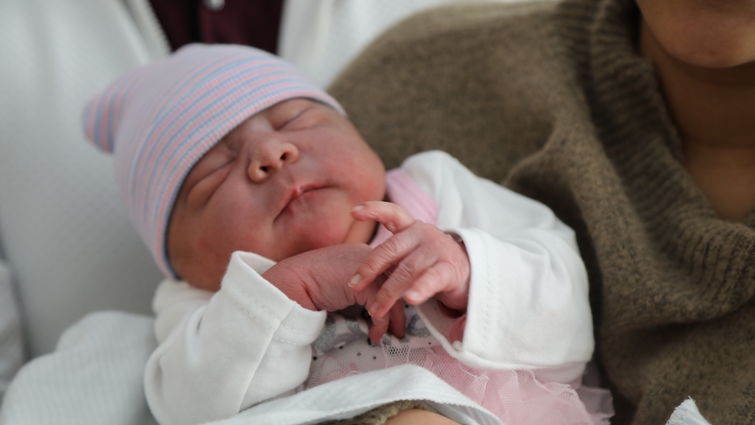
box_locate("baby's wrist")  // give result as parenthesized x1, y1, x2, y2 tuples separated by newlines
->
(285, 286, 317, 311)
(445, 231, 465, 247)
(445, 231, 471, 279)
(438, 288, 469, 313)
(262, 266, 317, 310)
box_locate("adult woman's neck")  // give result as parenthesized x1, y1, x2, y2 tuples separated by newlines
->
(640, 22, 755, 222)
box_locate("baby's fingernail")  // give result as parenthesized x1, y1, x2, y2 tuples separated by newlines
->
(369, 304, 383, 318)
(349, 274, 362, 287)
(352, 205, 364, 211)
(405, 290, 421, 303)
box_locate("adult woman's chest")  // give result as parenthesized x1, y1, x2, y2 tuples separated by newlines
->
(682, 143, 755, 224)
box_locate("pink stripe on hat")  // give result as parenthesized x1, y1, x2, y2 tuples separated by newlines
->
(82, 44, 344, 278)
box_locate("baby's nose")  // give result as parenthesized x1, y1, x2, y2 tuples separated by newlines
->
(247, 140, 299, 182)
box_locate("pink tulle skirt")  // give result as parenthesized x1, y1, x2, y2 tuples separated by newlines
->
(307, 345, 613, 425)
(416, 348, 613, 425)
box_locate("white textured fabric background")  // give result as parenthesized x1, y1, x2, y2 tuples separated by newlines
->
(0, 0, 168, 359)
(0, 312, 158, 425)
(0, 262, 24, 401)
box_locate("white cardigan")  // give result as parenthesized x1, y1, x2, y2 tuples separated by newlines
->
(145, 151, 593, 425)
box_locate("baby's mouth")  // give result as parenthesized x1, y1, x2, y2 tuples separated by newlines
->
(279, 184, 325, 216)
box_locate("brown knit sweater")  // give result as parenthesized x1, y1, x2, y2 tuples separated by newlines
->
(329, 0, 755, 424)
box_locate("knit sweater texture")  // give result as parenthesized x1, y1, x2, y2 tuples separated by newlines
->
(329, 0, 755, 424)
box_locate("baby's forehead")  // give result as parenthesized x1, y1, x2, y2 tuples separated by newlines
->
(217, 97, 342, 138)
(211, 99, 301, 141)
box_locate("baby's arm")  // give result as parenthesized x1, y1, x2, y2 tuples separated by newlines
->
(264, 244, 406, 342)
(144, 246, 404, 425)
(356, 151, 593, 381)
(144, 252, 324, 425)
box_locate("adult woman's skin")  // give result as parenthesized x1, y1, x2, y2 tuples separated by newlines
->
(330, 0, 755, 424)
(637, 0, 755, 223)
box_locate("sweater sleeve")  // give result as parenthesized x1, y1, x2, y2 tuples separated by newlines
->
(144, 251, 326, 425)
(407, 151, 593, 382)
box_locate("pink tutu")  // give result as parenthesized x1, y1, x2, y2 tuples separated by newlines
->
(416, 348, 613, 425)
(308, 342, 613, 425)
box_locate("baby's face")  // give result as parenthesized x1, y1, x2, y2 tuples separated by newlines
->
(167, 99, 386, 291)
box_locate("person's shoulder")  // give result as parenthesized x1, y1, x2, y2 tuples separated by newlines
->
(389, 1, 557, 38)
(331, 1, 575, 178)
(335, 0, 566, 95)
(369, 1, 559, 49)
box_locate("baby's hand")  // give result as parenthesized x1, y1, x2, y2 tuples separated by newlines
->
(350, 201, 470, 318)
(263, 243, 406, 343)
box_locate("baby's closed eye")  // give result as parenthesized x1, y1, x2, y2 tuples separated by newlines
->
(185, 148, 236, 208)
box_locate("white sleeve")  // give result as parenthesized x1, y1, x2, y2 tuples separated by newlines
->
(144, 251, 326, 425)
(405, 151, 593, 382)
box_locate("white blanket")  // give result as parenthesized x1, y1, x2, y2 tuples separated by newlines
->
(0, 311, 714, 425)
(0, 312, 158, 425)
(0, 312, 498, 425)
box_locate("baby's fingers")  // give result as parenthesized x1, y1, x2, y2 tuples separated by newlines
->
(352, 201, 414, 234)
(368, 301, 406, 344)
(368, 248, 436, 318)
(388, 302, 406, 339)
(349, 229, 419, 292)
(404, 261, 457, 306)
(369, 315, 390, 344)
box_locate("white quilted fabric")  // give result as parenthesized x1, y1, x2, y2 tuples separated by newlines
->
(0, 0, 167, 357)
(0, 312, 158, 425)
(0, 261, 24, 402)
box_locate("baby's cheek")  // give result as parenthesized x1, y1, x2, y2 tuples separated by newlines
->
(298, 218, 355, 251)
(343, 219, 377, 245)
(281, 197, 361, 254)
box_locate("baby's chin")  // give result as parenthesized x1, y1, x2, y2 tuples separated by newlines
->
(179, 266, 224, 292)
(170, 251, 229, 292)
(342, 219, 378, 245)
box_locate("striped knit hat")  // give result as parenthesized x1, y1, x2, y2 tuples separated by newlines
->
(83, 44, 344, 278)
